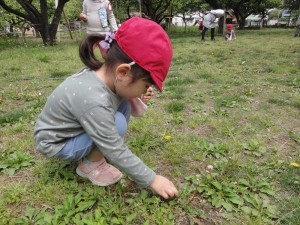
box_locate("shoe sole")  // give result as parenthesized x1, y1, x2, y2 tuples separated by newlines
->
(76, 167, 123, 186)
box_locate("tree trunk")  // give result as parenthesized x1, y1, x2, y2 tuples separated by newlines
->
(218, 17, 224, 34)
(260, 18, 263, 29)
(295, 14, 300, 37)
(236, 16, 246, 29)
(40, 0, 51, 45)
(142, 0, 171, 24)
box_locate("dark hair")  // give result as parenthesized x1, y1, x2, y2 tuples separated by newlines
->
(226, 18, 233, 24)
(79, 34, 154, 84)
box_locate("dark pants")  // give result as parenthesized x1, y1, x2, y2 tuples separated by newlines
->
(201, 26, 215, 40)
(295, 25, 300, 37)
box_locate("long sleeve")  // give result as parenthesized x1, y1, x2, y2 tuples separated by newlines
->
(34, 69, 155, 187)
(106, 1, 118, 32)
(107, 11, 118, 32)
(79, 105, 156, 187)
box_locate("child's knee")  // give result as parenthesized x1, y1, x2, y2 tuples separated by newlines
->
(115, 112, 128, 137)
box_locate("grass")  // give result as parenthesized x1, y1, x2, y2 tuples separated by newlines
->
(0, 28, 299, 224)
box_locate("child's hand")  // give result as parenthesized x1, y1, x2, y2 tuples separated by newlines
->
(80, 13, 87, 22)
(149, 175, 179, 199)
(141, 87, 154, 103)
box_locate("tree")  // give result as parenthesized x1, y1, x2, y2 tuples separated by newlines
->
(0, 5, 27, 35)
(283, 0, 300, 10)
(203, 0, 281, 29)
(63, 0, 82, 22)
(0, 0, 70, 46)
(171, 0, 207, 32)
(249, 0, 281, 28)
(283, 0, 300, 36)
(116, 0, 172, 24)
(142, 0, 172, 23)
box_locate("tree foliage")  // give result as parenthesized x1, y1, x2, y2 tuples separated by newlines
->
(170, 0, 207, 31)
(172, 0, 208, 16)
(203, 0, 281, 28)
(0, 3, 28, 33)
(283, 0, 300, 10)
(142, 0, 172, 23)
(110, 0, 172, 23)
(63, 0, 82, 22)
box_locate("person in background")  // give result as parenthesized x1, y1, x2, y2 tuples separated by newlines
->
(34, 18, 179, 199)
(198, 18, 204, 34)
(79, 0, 118, 35)
(225, 18, 236, 41)
(201, 10, 224, 41)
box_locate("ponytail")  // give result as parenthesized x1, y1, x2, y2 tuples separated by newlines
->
(79, 33, 153, 85)
(79, 34, 105, 70)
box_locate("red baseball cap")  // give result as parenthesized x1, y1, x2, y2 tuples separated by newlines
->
(115, 17, 173, 92)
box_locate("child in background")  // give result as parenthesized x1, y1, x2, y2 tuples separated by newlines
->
(225, 18, 236, 41)
(34, 17, 178, 199)
(198, 19, 204, 34)
(79, 0, 118, 35)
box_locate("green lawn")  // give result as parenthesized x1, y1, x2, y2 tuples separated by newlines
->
(0, 28, 299, 225)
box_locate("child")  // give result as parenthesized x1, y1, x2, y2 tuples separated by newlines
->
(34, 17, 178, 199)
(198, 19, 203, 33)
(79, 0, 118, 35)
(225, 18, 236, 41)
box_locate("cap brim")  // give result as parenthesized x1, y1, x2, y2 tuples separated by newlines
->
(150, 72, 163, 92)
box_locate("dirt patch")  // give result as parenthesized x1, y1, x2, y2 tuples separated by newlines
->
(0, 169, 34, 188)
(189, 197, 224, 225)
(267, 133, 298, 158)
(187, 124, 216, 137)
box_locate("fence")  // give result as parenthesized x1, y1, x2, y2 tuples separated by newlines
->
(0, 22, 87, 40)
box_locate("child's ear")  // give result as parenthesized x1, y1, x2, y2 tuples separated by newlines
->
(115, 63, 131, 80)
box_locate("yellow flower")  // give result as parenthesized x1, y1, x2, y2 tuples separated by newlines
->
(164, 135, 172, 140)
(290, 162, 300, 168)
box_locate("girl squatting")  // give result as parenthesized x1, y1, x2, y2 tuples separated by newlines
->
(34, 18, 178, 199)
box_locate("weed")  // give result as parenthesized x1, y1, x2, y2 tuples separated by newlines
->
(2, 183, 27, 204)
(268, 98, 289, 106)
(195, 139, 230, 159)
(170, 113, 184, 125)
(291, 99, 300, 109)
(215, 94, 246, 108)
(278, 197, 300, 225)
(37, 54, 50, 63)
(288, 131, 300, 143)
(0, 151, 35, 175)
(187, 114, 207, 128)
(165, 101, 186, 113)
(277, 166, 300, 193)
(286, 76, 300, 88)
(240, 139, 267, 157)
(0, 99, 44, 125)
(186, 170, 277, 220)
(166, 86, 186, 99)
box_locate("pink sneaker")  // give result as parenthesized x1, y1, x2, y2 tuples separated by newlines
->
(76, 158, 122, 186)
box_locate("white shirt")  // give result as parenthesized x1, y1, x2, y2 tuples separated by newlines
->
(82, 0, 118, 34)
(203, 13, 217, 29)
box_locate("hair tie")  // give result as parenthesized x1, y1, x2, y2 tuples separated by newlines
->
(99, 33, 115, 59)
